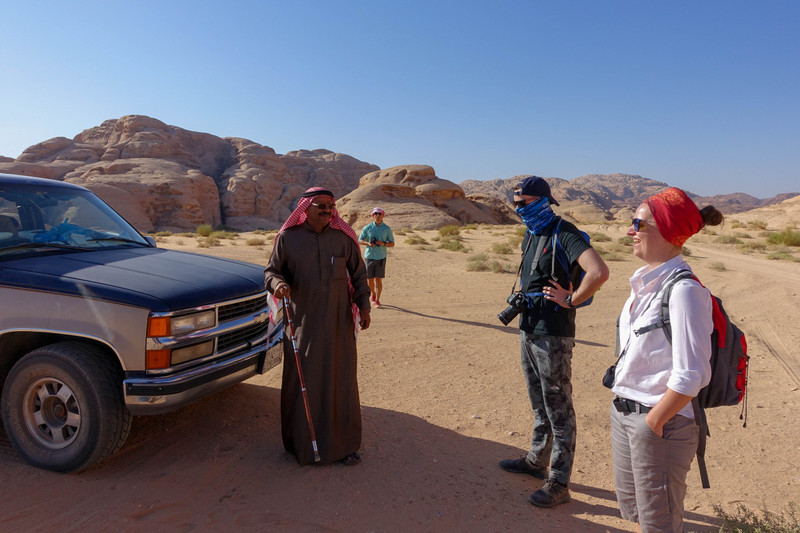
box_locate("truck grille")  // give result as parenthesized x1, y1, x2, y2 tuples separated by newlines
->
(218, 295, 268, 322)
(217, 321, 270, 353)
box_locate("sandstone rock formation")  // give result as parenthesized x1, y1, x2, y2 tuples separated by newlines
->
(0, 115, 378, 231)
(336, 165, 517, 230)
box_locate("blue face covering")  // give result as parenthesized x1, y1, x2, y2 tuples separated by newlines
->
(516, 197, 556, 235)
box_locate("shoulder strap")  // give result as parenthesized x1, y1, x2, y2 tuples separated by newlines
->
(632, 269, 695, 338)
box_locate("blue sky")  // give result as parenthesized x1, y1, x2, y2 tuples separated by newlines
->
(2, 1, 798, 197)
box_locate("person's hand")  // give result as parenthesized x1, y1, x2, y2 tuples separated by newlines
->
(374, 240, 384, 246)
(645, 412, 664, 437)
(359, 308, 371, 330)
(543, 280, 573, 307)
(274, 282, 290, 300)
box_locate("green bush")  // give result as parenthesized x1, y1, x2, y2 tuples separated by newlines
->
(490, 242, 513, 254)
(709, 261, 727, 271)
(210, 231, 237, 240)
(588, 232, 612, 242)
(748, 220, 768, 230)
(196, 224, 213, 237)
(439, 225, 460, 237)
(405, 236, 429, 245)
(617, 235, 634, 245)
(766, 251, 800, 262)
(767, 228, 800, 247)
(715, 236, 742, 245)
(466, 254, 489, 271)
(438, 240, 468, 252)
(738, 242, 767, 253)
(154, 231, 173, 237)
(713, 502, 799, 533)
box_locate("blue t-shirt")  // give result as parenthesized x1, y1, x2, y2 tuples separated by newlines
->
(359, 222, 394, 260)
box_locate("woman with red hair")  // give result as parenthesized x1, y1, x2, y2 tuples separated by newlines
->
(608, 188, 723, 532)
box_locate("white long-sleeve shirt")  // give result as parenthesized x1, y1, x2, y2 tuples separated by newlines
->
(611, 255, 713, 419)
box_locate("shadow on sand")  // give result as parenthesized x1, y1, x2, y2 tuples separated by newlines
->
(2, 382, 719, 532)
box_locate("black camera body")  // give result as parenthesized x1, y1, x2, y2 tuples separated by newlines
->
(498, 291, 528, 326)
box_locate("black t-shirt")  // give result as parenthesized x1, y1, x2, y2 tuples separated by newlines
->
(518, 218, 592, 337)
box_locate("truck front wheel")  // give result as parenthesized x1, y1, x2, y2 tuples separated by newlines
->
(1, 342, 132, 472)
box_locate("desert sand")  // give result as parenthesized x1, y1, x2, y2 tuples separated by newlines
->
(1, 223, 798, 532)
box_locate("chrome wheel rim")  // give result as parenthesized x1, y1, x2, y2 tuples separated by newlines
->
(23, 378, 81, 449)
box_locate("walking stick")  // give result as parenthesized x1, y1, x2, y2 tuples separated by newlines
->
(283, 297, 321, 462)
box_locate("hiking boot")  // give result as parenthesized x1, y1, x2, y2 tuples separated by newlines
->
(529, 480, 571, 508)
(498, 457, 547, 479)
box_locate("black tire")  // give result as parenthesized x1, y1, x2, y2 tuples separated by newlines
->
(1, 342, 132, 472)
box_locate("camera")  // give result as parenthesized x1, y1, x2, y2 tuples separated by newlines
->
(497, 292, 528, 326)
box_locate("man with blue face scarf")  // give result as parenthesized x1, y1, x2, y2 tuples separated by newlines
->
(499, 176, 609, 508)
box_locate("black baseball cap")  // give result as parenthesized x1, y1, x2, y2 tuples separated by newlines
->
(514, 176, 559, 206)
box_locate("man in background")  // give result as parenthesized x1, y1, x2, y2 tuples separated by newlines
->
(358, 207, 395, 307)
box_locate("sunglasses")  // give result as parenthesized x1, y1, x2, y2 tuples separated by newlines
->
(632, 218, 652, 231)
(311, 202, 336, 210)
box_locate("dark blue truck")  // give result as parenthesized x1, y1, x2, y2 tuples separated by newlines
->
(0, 173, 282, 472)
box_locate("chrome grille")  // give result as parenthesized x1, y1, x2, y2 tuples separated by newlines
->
(217, 322, 270, 353)
(218, 295, 268, 322)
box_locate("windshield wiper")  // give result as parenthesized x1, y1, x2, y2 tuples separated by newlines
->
(0, 242, 90, 255)
(88, 237, 149, 246)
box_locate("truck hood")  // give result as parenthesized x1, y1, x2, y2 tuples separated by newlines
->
(0, 247, 266, 312)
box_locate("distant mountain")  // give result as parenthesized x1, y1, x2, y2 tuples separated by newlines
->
(461, 173, 798, 222)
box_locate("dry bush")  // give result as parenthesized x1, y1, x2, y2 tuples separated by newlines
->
(246, 238, 266, 246)
(709, 261, 727, 271)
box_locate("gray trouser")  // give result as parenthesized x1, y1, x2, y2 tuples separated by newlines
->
(610, 403, 699, 533)
(519, 332, 576, 486)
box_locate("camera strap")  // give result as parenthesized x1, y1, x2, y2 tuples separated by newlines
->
(509, 230, 548, 295)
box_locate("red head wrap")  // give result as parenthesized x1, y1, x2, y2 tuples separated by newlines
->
(646, 187, 703, 247)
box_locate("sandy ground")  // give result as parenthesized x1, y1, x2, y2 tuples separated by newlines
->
(1, 224, 798, 532)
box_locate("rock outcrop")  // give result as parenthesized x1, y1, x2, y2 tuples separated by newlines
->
(0, 115, 378, 231)
(336, 165, 516, 230)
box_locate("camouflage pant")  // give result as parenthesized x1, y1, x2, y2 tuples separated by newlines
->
(519, 332, 576, 486)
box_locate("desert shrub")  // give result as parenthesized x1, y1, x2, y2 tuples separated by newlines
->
(716, 236, 742, 245)
(617, 235, 634, 245)
(682, 247, 692, 257)
(466, 254, 489, 271)
(196, 236, 220, 248)
(703, 228, 718, 235)
(709, 261, 727, 271)
(748, 220, 768, 230)
(490, 242, 513, 254)
(514, 226, 526, 237)
(196, 224, 213, 237)
(588, 232, 612, 242)
(210, 231, 237, 240)
(245, 237, 266, 246)
(490, 260, 513, 273)
(766, 228, 800, 247)
(733, 232, 753, 239)
(177, 232, 196, 237)
(463, 224, 478, 231)
(439, 225, 460, 237)
(730, 219, 744, 229)
(713, 501, 799, 533)
(154, 231, 173, 237)
(405, 236, 429, 245)
(439, 240, 468, 252)
(738, 241, 767, 253)
(767, 251, 800, 262)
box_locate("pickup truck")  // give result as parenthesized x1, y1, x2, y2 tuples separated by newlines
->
(0, 173, 282, 472)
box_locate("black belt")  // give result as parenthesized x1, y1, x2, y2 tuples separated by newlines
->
(613, 397, 652, 414)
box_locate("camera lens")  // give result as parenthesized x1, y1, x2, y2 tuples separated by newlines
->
(497, 305, 519, 326)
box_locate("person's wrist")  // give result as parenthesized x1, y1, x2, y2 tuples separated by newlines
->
(565, 294, 574, 308)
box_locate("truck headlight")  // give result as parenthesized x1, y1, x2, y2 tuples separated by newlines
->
(170, 310, 216, 336)
(147, 310, 216, 338)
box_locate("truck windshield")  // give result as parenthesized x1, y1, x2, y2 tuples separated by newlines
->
(0, 183, 149, 253)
